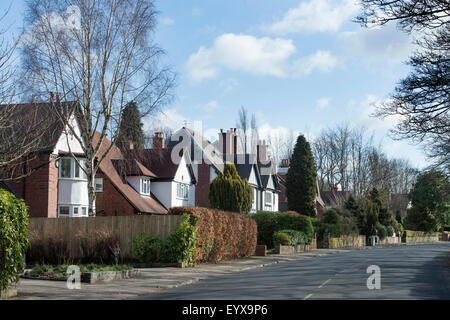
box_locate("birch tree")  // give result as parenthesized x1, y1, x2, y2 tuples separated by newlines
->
(19, 0, 175, 215)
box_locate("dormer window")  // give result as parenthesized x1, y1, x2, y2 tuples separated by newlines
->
(141, 177, 151, 196)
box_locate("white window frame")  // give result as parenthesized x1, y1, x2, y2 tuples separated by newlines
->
(59, 157, 87, 180)
(58, 205, 89, 218)
(141, 177, 151, 196)
(176, 183, 189, 200)
(265, 191, 272, 205)
(95, 178, 104, 192)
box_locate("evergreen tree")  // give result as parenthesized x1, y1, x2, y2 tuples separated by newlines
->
(209, 163, 252, 215)
(116, 101, 146, 151)
(286, 135, 317, 216)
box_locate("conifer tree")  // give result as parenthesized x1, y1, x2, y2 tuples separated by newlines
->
(209, 163, 252, 215)
(286, 135, 317, 216)
(117, 101, 146, 151)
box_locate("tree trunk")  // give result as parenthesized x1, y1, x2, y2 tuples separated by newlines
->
(87, 159, 96, 216)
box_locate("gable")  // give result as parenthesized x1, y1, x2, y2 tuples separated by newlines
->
(52, 113, 85, 155)
(248, 166, 258, 186)
(266, 174, 275, 190)
(174, 152, 195, 184)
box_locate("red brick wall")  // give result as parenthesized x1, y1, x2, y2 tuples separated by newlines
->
(195, 161, 211, 208)
(9, 153, 58, 218)
(95, 173, 136, 216)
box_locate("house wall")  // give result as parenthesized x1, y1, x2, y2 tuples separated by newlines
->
(195, 161, 211, 208)
(95, 173, 136, 216)
(151, 181, 172, 209)
(9, 153, 59, 218)
(52, 114, 84, 155)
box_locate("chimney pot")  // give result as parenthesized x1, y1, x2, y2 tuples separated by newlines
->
(152, 132, 165, 149)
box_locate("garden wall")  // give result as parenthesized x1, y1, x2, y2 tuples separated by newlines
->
(28, 215, 182, 262)
(319, 234, 366, 249)
(169, 207, 257, 263)
(403, 230, 440, 244)
(378, 236, 400, 245)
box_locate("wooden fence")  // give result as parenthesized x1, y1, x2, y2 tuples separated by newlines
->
(28, 215, 183, 260)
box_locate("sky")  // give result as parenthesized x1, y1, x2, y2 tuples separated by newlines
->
(0, 0, 429, 169)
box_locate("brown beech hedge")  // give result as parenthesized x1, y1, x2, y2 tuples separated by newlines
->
(169, 207, 257, 263)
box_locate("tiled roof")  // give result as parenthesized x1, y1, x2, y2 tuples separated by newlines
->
(320, 190, 352, 208)
(93, 132, 168, 214)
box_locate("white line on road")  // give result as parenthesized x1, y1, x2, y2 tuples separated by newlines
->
(303, 293, 313, 300)
(318, 279, 331, 289)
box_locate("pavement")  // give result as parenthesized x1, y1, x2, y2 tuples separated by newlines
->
(13, 242, 450, 300)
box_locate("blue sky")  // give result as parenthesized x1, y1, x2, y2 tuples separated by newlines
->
(1, 0, 429, 169)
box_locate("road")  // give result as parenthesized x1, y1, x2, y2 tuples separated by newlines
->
(137, 243, 450, 300)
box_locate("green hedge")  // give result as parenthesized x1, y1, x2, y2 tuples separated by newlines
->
(252, 211, 314, 248)
(0, 189, 30, 291)
(273, 230, 307, 246)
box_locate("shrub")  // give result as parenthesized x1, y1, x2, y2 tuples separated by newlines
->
(273, 232, 292, 245)
(275, 230, 306, 246)
(77, 229, 121, 265)
(131, 233, 163, 263)
(162, 213, 198, 264)
(252, 211, 313, 248)
(376, 223, 387, 240)
(386, 226, 395, 237)
(209, 163, 253, 215)
(283, 211, 301, 215)
(0, 189, 30, 291)
(323, 209, 340, 225)
(169, 206, 257, 263)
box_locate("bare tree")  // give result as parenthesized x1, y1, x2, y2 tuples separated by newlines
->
(356, 0, 450, 175)
(0, 6, 59, 180)
(19, 0, 175, 214)
(236, 106, 249, 154)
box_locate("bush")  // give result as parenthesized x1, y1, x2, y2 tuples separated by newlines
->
(131, 233, 163, 263)
(162, 213, 198, 264)
(386, 226, 395, 237)
(209, 163, 253, 215)
(315, 208, 358, 241)
(273, 232, 292, 245)
(276, 230, 306, 246)
(169, 206, 257, 263)
(252, 211, 314, 248)
(0, 189, 30, 291)
(376, 223, 387, 240)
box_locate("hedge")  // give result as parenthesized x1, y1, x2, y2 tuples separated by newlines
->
(252, 211, 314, 248)
(0, 189, 30, 291)
(168, 207, 257, 263)
(273, 230, 306, 246)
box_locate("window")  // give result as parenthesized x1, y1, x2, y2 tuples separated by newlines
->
(95, 178, 103, 192)
(252, 188, 256, 203)
(59, 157, 87, 180)
(141, 178, 150, 195)
(265, 191, 272, 205)
(60, 158, 72, 178)
(73, 207, 79, 216)
(82, 207, 87, 216)
(177, 183, 189, 199)
(59, 206, 70, 217)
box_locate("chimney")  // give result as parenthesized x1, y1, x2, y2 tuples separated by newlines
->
(257, 140, 268, 162)
(152, 132, 165, 149)
(281, 159, 290, 168)
(218, 129, 235, 156)
(333, 183, 338, 192)
(49, 92, 61, 103)
(233, 128, 238, 155)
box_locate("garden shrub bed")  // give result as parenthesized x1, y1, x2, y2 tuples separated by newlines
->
(21, 264, 137, 283)
(169, 207, 257, 263)
(252, 211, 314, 248)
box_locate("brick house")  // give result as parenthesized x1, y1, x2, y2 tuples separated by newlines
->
(0, 100, 195, 217)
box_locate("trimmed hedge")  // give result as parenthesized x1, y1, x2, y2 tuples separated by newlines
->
(168, 207, 257, 263)
(0, 189, 30, 291)
(252, 211, 314, 248)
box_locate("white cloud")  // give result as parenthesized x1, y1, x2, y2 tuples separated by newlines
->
(264, 0, 360, 35)
(160, 17, 175, 26)
(316, 97, 331, 109)
(354, 94, 403, 132)
(185, 33, 338, 81)
(339, 23, 414, 65)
